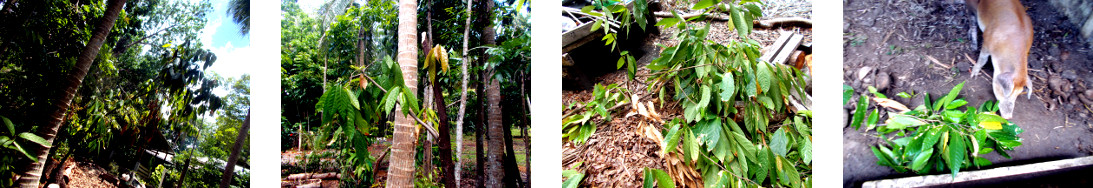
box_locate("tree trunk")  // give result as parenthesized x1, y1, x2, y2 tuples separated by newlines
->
(485, 77, 504, 188)
(219, 111, 250, 188)
(422, 84, 434, 175)
(433, 68, 456, 188)
(16, 0, 127, 187)
(386, 0, 419, 186)
(502, 113, 520, 188)
(454, 0, 473, 184)
(475, 68, 486, 188)
(521, 73, 531, 187)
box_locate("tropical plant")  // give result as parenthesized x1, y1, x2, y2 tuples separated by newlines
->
(851, 82, 1023, 177)
(17, 1, 128, 186)
(562, 83, 630, 144)
(0, 116, 50, 186)
(387, 0, 421, 186)
(227, 0, 250, 35)
(643, 0, 812, 187)
(580, 0, 650, 79)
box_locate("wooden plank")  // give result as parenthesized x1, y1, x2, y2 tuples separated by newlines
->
(862, 156, 1093, 188)
(771, 34, 804, 65)
(760, 33, 793, 63)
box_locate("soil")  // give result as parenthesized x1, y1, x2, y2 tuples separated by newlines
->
(64, 157, 119, 188)
(280, 135, 528, 188)
(843, 0, 1093, 187)
(562, 0, 812, 186)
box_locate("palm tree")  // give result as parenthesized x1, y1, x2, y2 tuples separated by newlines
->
(226, 0, 249, 35)
(16, 0, 127, 187)
(478, 0, 505, 186)
(219, 111, 250, 188)
(386, 0, 419, 186)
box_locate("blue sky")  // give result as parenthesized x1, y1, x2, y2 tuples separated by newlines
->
(196, 0, 251, 118)
(202, 0, 252, 80)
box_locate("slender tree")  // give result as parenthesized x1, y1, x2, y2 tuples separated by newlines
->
(220, 111, 250, 188)
(16, 0, 128, 187)
(454, 0, 473, 184)
(386, 0, 419, 186)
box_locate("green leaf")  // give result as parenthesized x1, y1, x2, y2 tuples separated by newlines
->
(897, 92, 912, 98)
(720, 73, 735, 101)
(947, 128, 968, 178)
(871, 146, 894, 166)
(2, 116, 13, 135)
(683, 127, 699, 162)
(800, 137, 812, 164)
(947, 99, 968, 110)
(12, 142, 36, 162)
(886, 114, 927, 130)
(655, 17, 681, 28)
(383, 86, 400, 114)
(691, 0, 718, 10)
(591, 19, 603, 32)
(730, 5, 751, 36)
(850, 96, 868, 130)
(18, 133, 49, 147)
(866, 109, 879, 131)
(771, 128, 789, 156)
(664, 123, 682, 154)
(935, 81, 965, 111)
(643, 168, 655, 188)
(758, 96, 775, 110)
(868, 86, 887, 99)
(699, 85, 711, 109)
(563, 171, 585, 188)
(911, 148, 934, 172)
(695, 118, 722, 150)
(647, 168, 675, 188)
(617, 56, 626, 69)
(843, 85, 854, 104)
(757, 62, 772, 93)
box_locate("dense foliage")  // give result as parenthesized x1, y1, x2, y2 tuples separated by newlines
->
(0, 0, 250, 187)
(564, 0, 811, 187)
(280, 0, 530, 186)
(850, 82, 1023, 177)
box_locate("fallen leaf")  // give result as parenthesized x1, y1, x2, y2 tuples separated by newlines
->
(873, 97, 910, 113)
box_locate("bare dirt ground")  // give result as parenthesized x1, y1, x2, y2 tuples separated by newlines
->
(843, 0, 1093, 187)
(562, 0, 812, 186)
(65, 158, 118, 188)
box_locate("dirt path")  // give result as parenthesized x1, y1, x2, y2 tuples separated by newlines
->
(843, 0, 1093, 187)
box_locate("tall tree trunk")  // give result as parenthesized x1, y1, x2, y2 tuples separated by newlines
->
(454, 0, 473, 184)
(485, 77, 504, 188)
(386, 0, 419, 186)
(422, 84, 434, 175)
(177, 135, 198, 187)
(521, 73, 531, 187)
(502, 113, 520, 188)
(475, 67, 486, 188)
(478, 0, 505, 186)
(16, 0, 127, 187)
(433, 66, 456, 188)
(219, 111, 250, 188)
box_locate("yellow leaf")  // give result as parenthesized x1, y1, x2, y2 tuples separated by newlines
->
(872, 97, 910, 113)
(162, 43, 171, 48)
(423, 46, 434, 70)
(438, 45, 449, 73)
(980, 121, 1002, 130)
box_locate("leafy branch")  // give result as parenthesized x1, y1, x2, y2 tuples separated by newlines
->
(851, 81, 1023, 177)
